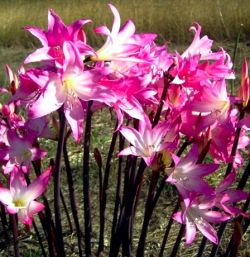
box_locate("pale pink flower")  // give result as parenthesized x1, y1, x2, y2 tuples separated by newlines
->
(173, 196, 230, 245)
(0, 167, 51, 225)
(0, 130, 47, 174)
(188, 79, 231, 123)
(166, 144, 217, 198)
(92, 4, 156, 62)
(25, 42, 111, 141)
(118, 115, 175, 166)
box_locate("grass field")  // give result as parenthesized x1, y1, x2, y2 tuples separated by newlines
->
(0, 0, 250, 47)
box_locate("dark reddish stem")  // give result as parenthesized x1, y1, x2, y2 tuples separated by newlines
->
(83, 100, 93, 257)
(11, 214, 20, 257)
(63, 138, 83, 257)
(54, 108, 66, 257)
(97, 122, 118, 256)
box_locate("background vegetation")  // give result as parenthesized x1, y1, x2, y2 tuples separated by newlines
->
(0, 0, 250, 48)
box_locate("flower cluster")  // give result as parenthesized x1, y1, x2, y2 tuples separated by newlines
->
(0, 4, 249, 248)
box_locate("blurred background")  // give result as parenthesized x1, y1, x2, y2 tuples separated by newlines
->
(1, 0, 250, 47)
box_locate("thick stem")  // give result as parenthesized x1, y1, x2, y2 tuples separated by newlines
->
(63, 140, 83, 257)
(110, 161, 146, 257)
(54, 108, 67, 257)
(83, 100, 93, 257)
(110, 134, 125, 250)
(97, 123, 118, 256)
(0, 203, 9, 242)
(136, 170, 160, 257)
(11, 214, 20, 257)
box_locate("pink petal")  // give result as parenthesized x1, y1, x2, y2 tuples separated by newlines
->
(25, 167, 52, 202)
(63, 41, 83, 72)
(0, 188, 12, 205)
(94, 25, 111, 37)
(24, 47, 53, 64)
(217, 172, 236, 192)
(7, 205, 18, 214)
(64, 99, 84, 142)
(185, 219, 197, 245)
(118, 20, 136, 42)
(28, 79, 66, 119)
(25, 26, 48, 46)
(108, 4, 121, 36)
(172, 211, 184, 224)
(119, 126, 144, 150)
(196, 220, 218, 244)
(28, 201, 44, 217)
(118, 146, 137, 156)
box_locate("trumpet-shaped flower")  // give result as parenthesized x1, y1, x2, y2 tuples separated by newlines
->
(25, 42, 111, 141)
(188, 79, 230, 123)
(118, 115, 175, 166)
(24, 9, 93, 64)
(173, 196, 230, 245)
(0, 130, 47, 174)
(166, 144, 218, 198)
(0, 167, 51, 225)
(214, 172, 249, 217)
(91, 4, 156, 62)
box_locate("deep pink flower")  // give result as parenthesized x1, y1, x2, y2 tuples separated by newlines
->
(214, 172, 249, 217)
(24, 9, 93, 64)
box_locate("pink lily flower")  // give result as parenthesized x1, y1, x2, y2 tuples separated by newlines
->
(0, 130, 47, 174)
(166, 144, 218, 198)
(214, 172, 249, 217)
(173, 196, 230, 245)
(182, 23, 213, 59)
(26, 42, 111, 141)
(24, 9, 93, 64)
(118, 115, 175, 166)
(0, 167, 51, 225)
(188, 79, 231, 123)
(92, 4, 156, 62)
(210, 111, 249, 167)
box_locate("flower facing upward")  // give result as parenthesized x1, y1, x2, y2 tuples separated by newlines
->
(91, 4, 156, 62)
(118, 115, 174, 166)
(24, 9, 93, 65)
